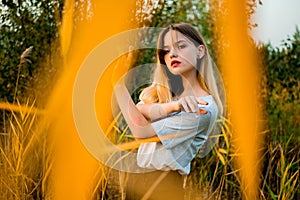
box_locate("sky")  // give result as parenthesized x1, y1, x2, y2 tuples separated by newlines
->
(251, 0, 300, 48)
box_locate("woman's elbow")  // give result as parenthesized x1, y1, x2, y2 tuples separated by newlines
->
(131, 115, 149, 127)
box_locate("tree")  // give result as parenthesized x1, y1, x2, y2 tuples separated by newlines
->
(0, 0, 64, 103)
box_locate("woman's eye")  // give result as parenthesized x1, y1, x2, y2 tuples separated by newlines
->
(178, 44, 186, 49)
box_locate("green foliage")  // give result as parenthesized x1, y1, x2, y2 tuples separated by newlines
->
(257, 27, 300, 200)
(136, 0, 212, 39)
(259, 27, 300, 140)
(0, 0, 63, 103)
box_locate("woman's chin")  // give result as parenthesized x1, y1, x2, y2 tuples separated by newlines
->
(169, 69, 182, 75)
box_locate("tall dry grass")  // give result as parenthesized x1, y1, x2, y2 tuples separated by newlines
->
(0, 101, 52, 199)
(0, 100, 298, 199)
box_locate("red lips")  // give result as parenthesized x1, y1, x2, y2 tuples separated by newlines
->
(171, 60, 181, 67)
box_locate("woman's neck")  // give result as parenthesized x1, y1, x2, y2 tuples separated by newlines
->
(179, 72, 209, 97)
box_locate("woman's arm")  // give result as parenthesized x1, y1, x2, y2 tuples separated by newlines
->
(137, 96, 208, 122)
(136, 101, 180, 121)
(114, 84, 157, 139)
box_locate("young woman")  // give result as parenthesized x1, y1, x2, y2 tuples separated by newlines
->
(114, 23, 224, 198)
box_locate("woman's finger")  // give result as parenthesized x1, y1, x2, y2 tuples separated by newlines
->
(180, 96, 198, 113)
(196, 97, 208, 105)
(187, 96, 199, 113)
(180, 99, 189, 112)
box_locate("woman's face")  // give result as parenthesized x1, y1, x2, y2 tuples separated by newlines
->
(163, 30, 204, 77)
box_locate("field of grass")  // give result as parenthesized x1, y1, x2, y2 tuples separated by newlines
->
(0, 92, 298, 199)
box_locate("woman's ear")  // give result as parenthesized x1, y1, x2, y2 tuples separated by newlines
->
(197, 45, 205, 59)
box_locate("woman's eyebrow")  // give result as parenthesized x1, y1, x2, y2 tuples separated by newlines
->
(163, 39, 187, 49)
(175, 39, 187, 44)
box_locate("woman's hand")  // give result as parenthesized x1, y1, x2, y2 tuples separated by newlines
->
(178, 96, 208, 115)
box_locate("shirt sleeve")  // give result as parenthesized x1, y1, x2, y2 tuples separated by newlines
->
(151, 110, 211, 149)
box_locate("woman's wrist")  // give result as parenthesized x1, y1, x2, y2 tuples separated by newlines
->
(172, 101, 181, 112)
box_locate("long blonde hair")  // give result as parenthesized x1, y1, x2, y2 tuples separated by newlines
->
(140, 23, 224, 116)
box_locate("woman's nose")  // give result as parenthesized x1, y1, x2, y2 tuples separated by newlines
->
(169, 49, 178, 58)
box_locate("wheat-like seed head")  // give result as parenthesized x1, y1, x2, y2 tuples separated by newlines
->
(20, 46, 33, 65)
